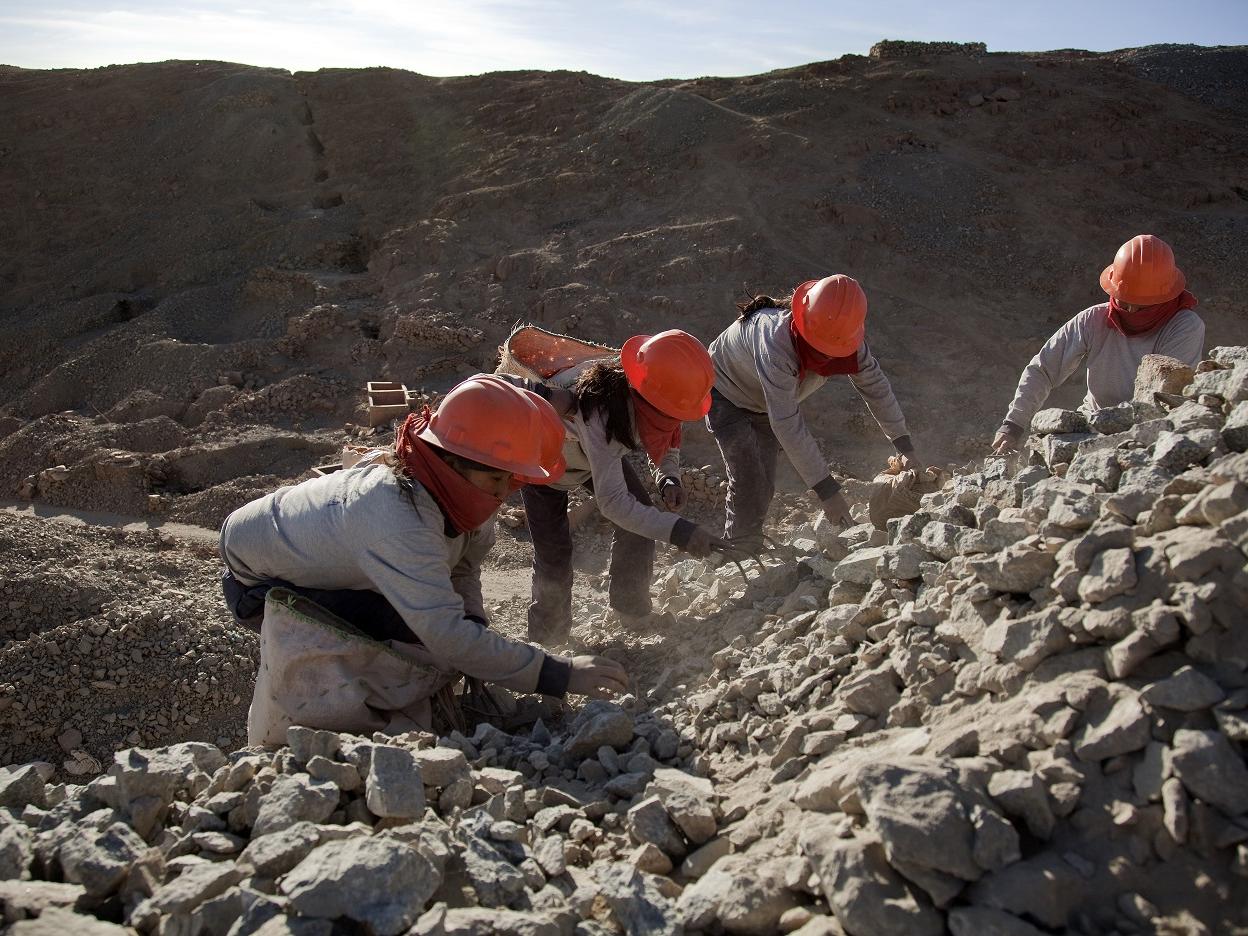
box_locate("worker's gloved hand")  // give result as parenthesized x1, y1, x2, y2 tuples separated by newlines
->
(992, 421, 1025, 455)
(821, 491, 852, 527)
(660, 477, 685, 511)
(683, 525, 732, 558)
(567, 655, 629, 698)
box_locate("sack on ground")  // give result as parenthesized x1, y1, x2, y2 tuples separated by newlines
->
(247, 588, 460, 746)
(867, 457, 946, 530)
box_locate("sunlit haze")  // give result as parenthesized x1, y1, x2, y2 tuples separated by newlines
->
(0, 0, 1245, 81)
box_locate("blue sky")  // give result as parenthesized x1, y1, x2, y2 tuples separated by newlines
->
(0, 0, 1244, 81)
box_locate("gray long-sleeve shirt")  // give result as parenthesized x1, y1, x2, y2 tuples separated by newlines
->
(709, 307, 910, 490)
(540, 362, 683, 544)
(219, 465, 560, 694)
(1004, 304, 1205, 430)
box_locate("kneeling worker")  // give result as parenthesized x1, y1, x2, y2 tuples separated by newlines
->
(220, 374, 628, 745)
(993, 234, 1204, 453)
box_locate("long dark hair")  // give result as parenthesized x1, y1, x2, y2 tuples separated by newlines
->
(736, 290, 792, 321)
(572, 358, 637, 450)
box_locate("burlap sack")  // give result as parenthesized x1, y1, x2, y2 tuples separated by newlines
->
(868, 471, 922, 530)
(247, 589, 460, 746)
(866, 457, 945, 531)
(496, 325, 616, 382)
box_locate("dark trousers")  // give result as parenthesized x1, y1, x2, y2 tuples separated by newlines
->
(521, 458, 655, 643)
(705, 389, 780, 542)
(220, 569, 412, 643)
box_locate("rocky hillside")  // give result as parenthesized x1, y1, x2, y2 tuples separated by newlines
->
(3, 345, 1246, 934)
(1, 43, 1246, 524)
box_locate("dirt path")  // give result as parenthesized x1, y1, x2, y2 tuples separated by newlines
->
(0, 499, 221, 543)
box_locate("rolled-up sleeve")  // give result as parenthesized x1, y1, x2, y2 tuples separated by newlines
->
(654, 448, 681, 486)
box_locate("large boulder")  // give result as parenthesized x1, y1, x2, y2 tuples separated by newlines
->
(800, 828, 943, 936)
(1169, 729, 1248, 816)
(969, 546, 1057, 594)
(281, 837, 440, 935)
(251, 775, 340, 837)
(1133, 354, 1194, 401)
(1073, 690, 1151, 762)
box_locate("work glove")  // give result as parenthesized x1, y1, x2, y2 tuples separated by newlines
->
(660, 477, 685, 510)
(684, 525, 734, 558)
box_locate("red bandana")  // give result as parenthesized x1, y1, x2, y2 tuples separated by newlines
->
(395, 411, 512, 536)
(1107, 290, 1198, 337)
(630, 390, 683, 464)
(789, 320, 861, 382)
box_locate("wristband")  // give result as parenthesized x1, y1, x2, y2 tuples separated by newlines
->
(536, 655, 572, 697)
(812, 476, 842, 500)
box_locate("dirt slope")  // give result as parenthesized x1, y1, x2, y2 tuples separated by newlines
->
(1, 41, 1248, 936)
(1, 42, 1245, 524)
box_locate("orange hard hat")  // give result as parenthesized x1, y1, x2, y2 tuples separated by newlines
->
(621, 329, 714, 421)
(513, 388, 569, 485)
(418, 375, 566, 482)
(1099, 234, 1186, 306)
(791, 275, 867, 357)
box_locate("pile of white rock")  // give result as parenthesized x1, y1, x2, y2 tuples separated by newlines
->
(3, 348, 1246, 935)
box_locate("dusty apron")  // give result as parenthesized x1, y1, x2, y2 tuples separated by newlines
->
(247, 588, 461, 746)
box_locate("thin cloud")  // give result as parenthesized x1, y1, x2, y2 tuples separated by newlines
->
(0, 0, 1243, 80)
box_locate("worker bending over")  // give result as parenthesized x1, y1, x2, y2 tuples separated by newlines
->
(993, 234, 1204, 453)
(707, 275, 919, 546)
(219, 375, 627, 745)
(504, 330, 731, 644)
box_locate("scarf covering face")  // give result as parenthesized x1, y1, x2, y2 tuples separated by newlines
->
(396, 410, 509, 535)
(630, 390, 683, 464)
(1107, 290, 1198, 337)
(789, 319, 862, 382)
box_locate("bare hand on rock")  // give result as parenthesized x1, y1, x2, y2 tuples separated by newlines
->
(992, 422, 1024, 455)
(821, 491, 852, 527)
(567, 655, 629, 698)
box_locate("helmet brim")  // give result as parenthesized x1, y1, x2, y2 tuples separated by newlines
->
(620, 334, 649, 387)
(1100, 263, 1186, 306)
(807, 327, 864, 359)
(417, 423, 561, 479)
(515, 452, 567, 486)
